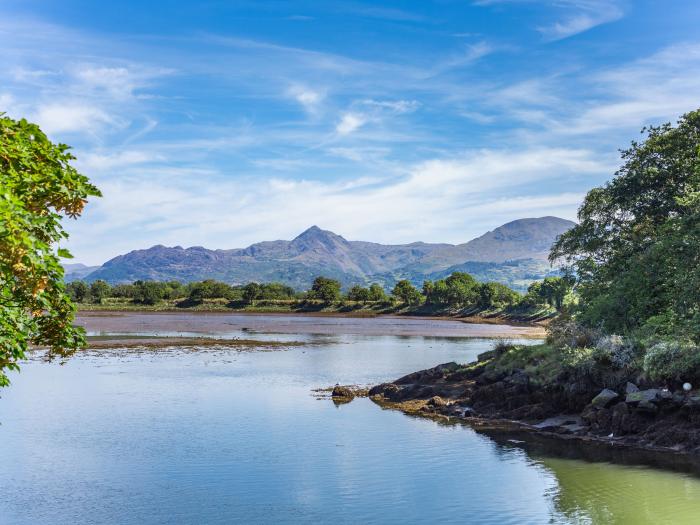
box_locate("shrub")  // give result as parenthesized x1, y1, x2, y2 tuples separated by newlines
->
(643, 341, 700, 383)
(592, 334, 638, 369)
(546, 316, 601, 349)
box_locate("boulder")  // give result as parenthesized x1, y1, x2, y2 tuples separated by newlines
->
(331, 385, 354, 398)
(477, 350, 496, 362)
(591, 389, 619, 409)
(368, 383, 401, 399)
(626, 389, 660, 404)
(625, 382, 640, 394)
(637, 400, 658, 413)
(426, 396, 448, 407)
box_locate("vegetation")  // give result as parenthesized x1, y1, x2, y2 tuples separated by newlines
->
(492, 109, 700, 388)
(66, 268, 565, 324)
(462, 109, 700, 394)
(0, 115, 100, 386)
(552, 109, 700, 340)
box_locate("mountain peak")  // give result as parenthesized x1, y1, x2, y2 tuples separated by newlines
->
(293, 225, 344, 242)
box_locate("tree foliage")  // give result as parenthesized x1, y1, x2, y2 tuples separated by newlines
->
(392, 279, 422, 306)
(551, 109, 700, 338)
(1, 115, 100, 386)
(308, 276, 341, 303)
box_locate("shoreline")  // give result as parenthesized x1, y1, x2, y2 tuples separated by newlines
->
(336, 358, 700, 463)
(76, 302, 553, 326)
(75, 310, 546, 339)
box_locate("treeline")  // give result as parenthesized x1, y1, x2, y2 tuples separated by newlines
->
(67, 273, 572, 312)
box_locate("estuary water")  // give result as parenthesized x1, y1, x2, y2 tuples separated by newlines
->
(1, 314, 700, 524)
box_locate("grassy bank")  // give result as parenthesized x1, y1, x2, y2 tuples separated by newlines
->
(75, 297, 556, 323)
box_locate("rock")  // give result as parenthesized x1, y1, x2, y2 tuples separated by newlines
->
(683, 395, 700, 410)
(426, 396, 448, 407)
(611, 402, 629, 435)
(331, 385, 354, 398)
(368, 383, 399, 397)
(625, 382, 640, 394)
(477, 350, 496, 362)
(533, 415, 582, 431)
(591, 389, 619, 408)
(637, 400, 658, 413)
(506, 370, 530, 387)
(658, 389, 673, 401)
(394, 362, 459, 385)
(626, 389, 660, 404)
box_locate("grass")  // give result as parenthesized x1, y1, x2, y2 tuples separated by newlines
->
(478, 343, 563, 386)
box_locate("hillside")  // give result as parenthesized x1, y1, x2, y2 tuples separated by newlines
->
(81, 217, 575, 291)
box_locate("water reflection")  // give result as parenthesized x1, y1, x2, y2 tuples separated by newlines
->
(2, 327, 700, 524)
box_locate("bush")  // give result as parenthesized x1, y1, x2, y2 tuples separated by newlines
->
(643, 341, 700, 383)
(592, 334, 638, 369)
(546, 316, 601, 349)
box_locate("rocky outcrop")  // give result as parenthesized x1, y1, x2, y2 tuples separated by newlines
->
(368, 362, 700, 454)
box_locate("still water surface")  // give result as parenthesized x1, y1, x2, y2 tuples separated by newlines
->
(2, 319, 700, 524)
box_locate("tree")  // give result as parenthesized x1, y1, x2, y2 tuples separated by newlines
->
(444, 272, 479, 307)
(479, 282, 520, 309)
(66, 281, 89, 303)
(89, 280, 111, 304)
(347, 285, 370, 303)
(132, 281, 165, 305)
(1, 114, 100, 386)
(367, 283, 387, 302)
(551, 109, 700, 336)
(309, 276, 341, 303)
(242, 282, 262, 304)
(392, 280, 422, 306)
(187, 280, 233, 302)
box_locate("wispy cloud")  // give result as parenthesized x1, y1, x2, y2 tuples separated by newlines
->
(336, 112, 367, 135)
(474, 1, 624, 40)
(539, 1, 623, 41)
(65, 145, 607, 263)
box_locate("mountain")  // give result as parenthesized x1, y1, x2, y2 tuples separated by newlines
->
(63, 263, 101, 282)
(84, 216, 575, 291)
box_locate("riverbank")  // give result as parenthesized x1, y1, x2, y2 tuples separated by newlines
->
(355, 345, 700, 456)
(75, 311, 545, 339)
(76, 298, 555, 324)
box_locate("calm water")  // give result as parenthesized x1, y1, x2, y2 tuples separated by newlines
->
(2, 322, 700, 524)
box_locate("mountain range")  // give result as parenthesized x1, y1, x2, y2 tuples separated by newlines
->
(77, 216, 575, 292)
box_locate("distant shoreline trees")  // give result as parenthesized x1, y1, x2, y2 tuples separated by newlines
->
(66, 271, 571, 313)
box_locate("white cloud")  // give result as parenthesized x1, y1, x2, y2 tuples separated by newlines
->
(539, 3, 623, 41)
(65, 146, 607, 263)
(360, 99, 420, 114)
(287, 85, 325, 114)
(77, 150, 164, 172)
(558, 43, 700, 134)
(0, 92, 15, 109)
(336, 112, 367, 135)
(474, 1, 624, 41)
(32, 103, 119, 135)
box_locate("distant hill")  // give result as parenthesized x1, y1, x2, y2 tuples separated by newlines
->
(63, 263, 101, 282)
(83, 216, 575, 291)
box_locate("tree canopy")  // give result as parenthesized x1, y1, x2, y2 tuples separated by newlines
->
(1, 115, 100, 386)
(551, 109, 700, 339)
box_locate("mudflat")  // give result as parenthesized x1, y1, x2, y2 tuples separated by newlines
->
(76, 311, 545, 338)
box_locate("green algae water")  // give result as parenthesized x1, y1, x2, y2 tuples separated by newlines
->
(2, 320, 700, 524)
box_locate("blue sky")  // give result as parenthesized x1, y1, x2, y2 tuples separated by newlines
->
(2, 0, 699, 264)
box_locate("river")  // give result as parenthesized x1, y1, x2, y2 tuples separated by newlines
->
(1, 313, 699, 524)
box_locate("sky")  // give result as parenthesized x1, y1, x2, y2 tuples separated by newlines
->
(2, 0, 700, 264)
